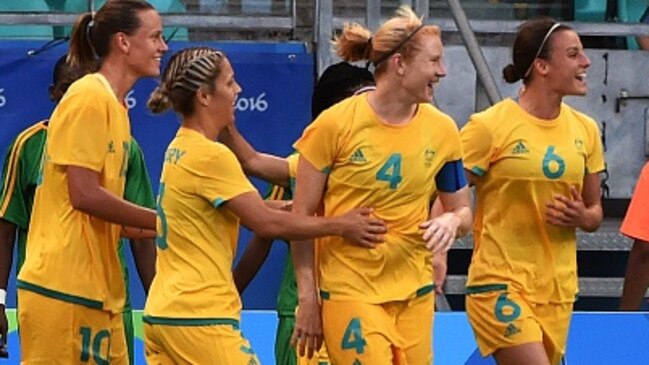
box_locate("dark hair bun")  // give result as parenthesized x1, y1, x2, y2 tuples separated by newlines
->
(311, 62, 374, 119)
(502, 63, 521, 84)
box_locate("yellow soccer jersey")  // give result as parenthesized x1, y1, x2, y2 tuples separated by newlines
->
(462, 98, 605, 304)
(294, 93, 464, 303)
(18, 73, 131, 313)
(144, 127, 256, 322)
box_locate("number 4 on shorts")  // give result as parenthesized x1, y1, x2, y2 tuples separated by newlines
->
(341, 318, 367, 354)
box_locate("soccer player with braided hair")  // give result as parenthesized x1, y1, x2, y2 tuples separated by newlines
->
(142, 47, 386, 364)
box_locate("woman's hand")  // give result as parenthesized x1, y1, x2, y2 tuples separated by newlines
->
(420, 213, 461, 254)
(545, 186, 588, 229)
(337, 207, 386, 248)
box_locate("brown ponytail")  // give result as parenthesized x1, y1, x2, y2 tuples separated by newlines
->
(67, 0, 155, 73)
(67, 13, 97, 72)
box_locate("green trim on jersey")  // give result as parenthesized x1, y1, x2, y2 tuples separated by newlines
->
(142, 315, 240, 328)
(465, 283, 508, 295)
(17, 280, 104, 309)
(321, 284, 435, 301)
(416, 284, 435, 297)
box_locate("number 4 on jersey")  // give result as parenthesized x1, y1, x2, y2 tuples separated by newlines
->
(376, 153, 403, 189)
(341, 318, 367, 354)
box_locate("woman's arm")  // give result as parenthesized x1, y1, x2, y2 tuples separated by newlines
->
(219, 124, 290, 188)
(233, 234, 274, 294)
(290, 155, 328, 359)
(225, 191, 384, 245)
(129, 238, 157, 294)
(67, 166, 156, 230)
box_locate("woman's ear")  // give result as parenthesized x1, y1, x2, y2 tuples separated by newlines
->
(534, 59, 550, 77)
(196, 86, 211, 107)
(393, 54, 405, 76)
(114, 32, 130, 54)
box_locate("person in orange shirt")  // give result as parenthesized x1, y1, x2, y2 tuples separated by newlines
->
(620, 162, 649, 310)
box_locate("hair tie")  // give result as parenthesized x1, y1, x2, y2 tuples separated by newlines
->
(523, 22, 561, 78)
(88, 11, 96, 28)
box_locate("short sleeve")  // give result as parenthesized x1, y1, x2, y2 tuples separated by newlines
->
(620, 163, 649, 241)
(197, 146, 256, 207)
(460, 116, 495, 177)
(0, 139, 30, 228)
(585, 119, 606, 174)
(293, 110, 340, 174)
(47, 89, 109, 172)
(0, 126, 46, 229)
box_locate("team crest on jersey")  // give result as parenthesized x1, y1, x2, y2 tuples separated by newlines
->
(512, 139, 529, 155)
(504, 323, 521, 338)
(349, 148, 368, 164)
(574, 138, 584, 150)
(424, 148, 436, 167)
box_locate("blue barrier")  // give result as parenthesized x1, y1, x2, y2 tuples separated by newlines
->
(0, 40, 313, 310)
(2, 310, 649, 364)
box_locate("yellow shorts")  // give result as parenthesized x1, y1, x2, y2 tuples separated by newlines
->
(297, 348, 330, 365)
(321, 293, 434, 365)
(143, 319, 260, 365)
(466, 289, 572, 365)
(17, 288, 127, 365)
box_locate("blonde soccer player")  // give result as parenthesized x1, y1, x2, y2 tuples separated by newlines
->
(291, 6, 472, 364)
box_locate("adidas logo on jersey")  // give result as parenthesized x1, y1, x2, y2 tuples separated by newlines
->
(512, 140, 529, 155)
(504, 323, 521, 338)
(349, 148, 367, 163)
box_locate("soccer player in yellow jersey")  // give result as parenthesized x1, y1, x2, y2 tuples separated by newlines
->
(291, 6, 472, 364)
(143, 47, 386, 364)
(15, 1, 167, 363)
(222, 62, 377, 365)
(461, 19, 605, 365)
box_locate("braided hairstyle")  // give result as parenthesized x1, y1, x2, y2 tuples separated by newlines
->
(148, 47, 226, 116)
